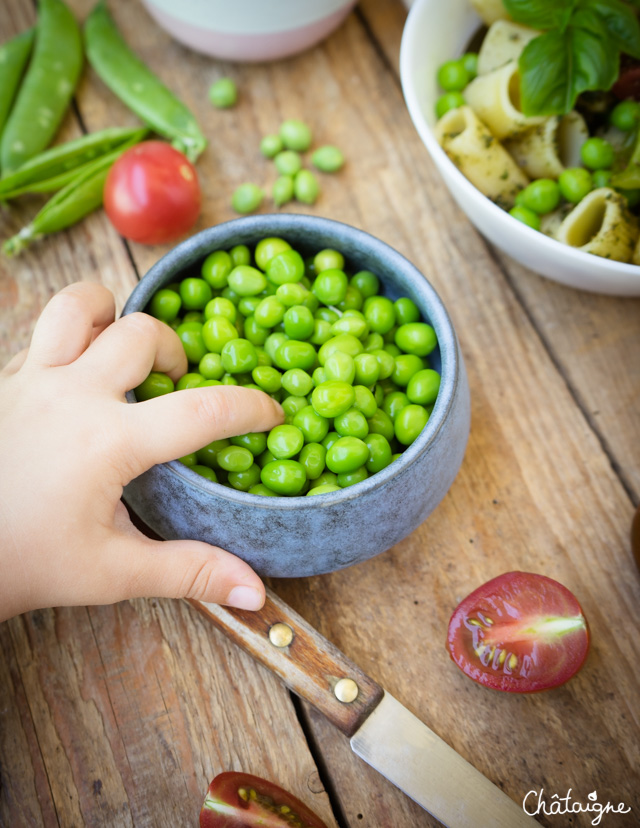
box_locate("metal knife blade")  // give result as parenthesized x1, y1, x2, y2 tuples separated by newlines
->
(189, 590, 538, 828)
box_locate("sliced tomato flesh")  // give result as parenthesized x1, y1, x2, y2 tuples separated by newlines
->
(447, 572, 590, 693)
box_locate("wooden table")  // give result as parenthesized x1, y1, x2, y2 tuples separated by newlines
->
(1, 2, 639, 826)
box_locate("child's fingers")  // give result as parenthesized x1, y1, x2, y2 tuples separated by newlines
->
(1, 347, 28, 375)
(79, 311, 188, 388)
(110, 533, 265, 609)
(26, 283, 115, 369)
(120, 385, 284, 479)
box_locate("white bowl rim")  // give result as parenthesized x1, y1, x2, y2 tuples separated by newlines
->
(399, 0, 640, 289)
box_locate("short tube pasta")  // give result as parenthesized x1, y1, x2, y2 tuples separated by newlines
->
(435, 105, 529, 208)
(464, 61, 546, 140)
(555, 188, 639, 262)
(505, 112, 588, 179)
(477, 21, 540, 75)
(471, 0, 511, 25)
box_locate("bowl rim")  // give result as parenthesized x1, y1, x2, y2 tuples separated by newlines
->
(399, 0, 640, 281)
(122, 213, 463, 509)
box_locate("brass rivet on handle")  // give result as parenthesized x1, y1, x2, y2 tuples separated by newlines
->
(269, 622, 294, 648)
(334, 677, 359, 703)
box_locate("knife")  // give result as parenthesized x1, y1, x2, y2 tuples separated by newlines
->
(188, 590, 538, 827)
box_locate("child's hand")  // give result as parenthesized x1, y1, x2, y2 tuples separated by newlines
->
(0, 282, 284, 622)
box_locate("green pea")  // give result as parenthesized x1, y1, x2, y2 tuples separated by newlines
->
(221, 338, 258, 373)
(337, 285, 363, 312)
(228, 265, 267, 296)
(228, 464, 261, 491)
(382, 391, 409, 421)
(281, 394, 309, 419)
(326, 436, 369, 473)
(392, 353, 425, 386)
(273, 175, 295, 207)
(307, 483, 341, 496)
(264, 332, 288, 362)
(314, 248, 345, 273)
(315, 307, 340, 324)
(292, 405, 330, 442)
(610, 100, 640, 132)
(519, 179, 561, 215)
(253, 296, 285, 328)
(370, 348, 395, 380)
(310, 318, 333, 346)
(257, 448, 276, 468)
(310, 470, 339, 488)
(591, 170, 611, 189)
(580, 137, 614, 171)
(294, 169, 320, 205)
(282, 368, 314, 397)
(217, 445, 254, 472)
(351, 270, 380, 298)
(221, 374, 238, 385)
(179, 452, 198, 467)
(279, 119, 312, 151)
(461, 52, 478, 79)
(149, 289, 181, 323)
(179, 278, 212, 311)
(407, 368, 441, 405)
(312, 366, 327, 386)
(276, 282, 308, 307)
(273, 340, 315, 371)
(202, 316, 238, 353)
(337, 466, 369, 488)
(266, 249, 305, 285)
(201, 250, 233, 289)
(395, 322, 437, 357)
(435, 91, 465, 119)
(298, 443, 326, 480)
(364, 433, 393, 473)
(267, 424, 304, 459)
(199, 352, 225, 380)
(236, 296, 260, 317)
(318, 334, 363, 364)
(195, 438, 230, 468)
(232, 183, 264, 214)
(558, 168, 592, 204)
(367, 408, 395, 441)
(353, 385, 377, 419)
(242, 315, 269, 345)
(392, 296, 419, 325)
(261, 459, 307, 495)
(230, 433, 268, 455)
(209, 77, 237, 108)
(249, 483, 279, 496)
(183, 311, 204, 324)
(364, 296, 395, 334)
(251, 365, 282, 393)
(176, 372, 204, 390)
(221, 286, 241, 305)
(395, 404, 429, 446)
(324, 351, 356, 384)
(135, 371, 174, 400)
(283, 306, 315, 340)
(509, 205, 541, 230)
(274, 150, 302, 176)
(230, 245, 251, 267)
(363, 332, 384, 352)
(193, 464, 218, 482)
(353, 353, 380, 386)
(334, 407, 369, 439)
(321, 432, 340, 452)
(311, 381, 355, 418)
(177, 325, 208, 364)
(437, 59, 470, 92)
(260, 134, 283, 158)
(331, 314, 368, 338)
(312, 145, 344, 173)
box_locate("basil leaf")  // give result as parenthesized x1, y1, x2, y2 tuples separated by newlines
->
(503, 0, 576, 29)
(519, 26, 619, 116)
(578, 0, 640, 57)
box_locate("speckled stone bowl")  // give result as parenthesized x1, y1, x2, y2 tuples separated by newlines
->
(122, 215, 470, 577)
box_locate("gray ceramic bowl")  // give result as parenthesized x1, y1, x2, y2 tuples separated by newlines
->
(122, 215, 470, 577)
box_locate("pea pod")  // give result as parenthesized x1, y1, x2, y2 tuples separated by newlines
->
(0, 126, 148, 200)
(0, 28, 35, 147)
(1, 0, 83, 174)
(84, 1, 207, 163)
(3, 134, 144, 257)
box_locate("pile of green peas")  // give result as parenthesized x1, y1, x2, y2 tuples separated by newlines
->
(136, 238, 441, 497)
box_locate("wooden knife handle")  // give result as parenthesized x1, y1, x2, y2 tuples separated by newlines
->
(188, 589, 384, 738)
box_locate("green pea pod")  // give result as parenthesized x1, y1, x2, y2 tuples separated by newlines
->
(84, 1, 207, 163)
(1, 0, 83, 175)
(3, 134, 144, 257)
(0, 125, 148, 200)
(0, 28, 35, 147)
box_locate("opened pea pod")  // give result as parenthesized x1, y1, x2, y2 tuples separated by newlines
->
(0, 28, 34, 148)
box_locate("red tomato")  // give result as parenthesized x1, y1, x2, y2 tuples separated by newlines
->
(199, 772, 329, 828)
(104, 141, 201, 245)
(447, 572, 589, 693)
(613, 58, 640, 101)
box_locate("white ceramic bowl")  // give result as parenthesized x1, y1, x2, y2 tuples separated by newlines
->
(141, 0, 357, 62)
(400, 0, 640, 296)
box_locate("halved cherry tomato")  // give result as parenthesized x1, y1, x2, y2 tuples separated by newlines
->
(447, 572, 589, 693)
(104, 141, 201, 245)
(199, 772, 329, 828)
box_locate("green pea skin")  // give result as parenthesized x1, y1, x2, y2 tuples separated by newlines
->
(229, 245, 251, 267)
(294, 170, 320, 205)
(179, 277, 212, 311)
(228, 265, 267, 296)
(324, 351, 356, 384)
(364, 433, 393, 473)
(193, 465, 218, 482)
(274, 150, 302, 176)
(283, 305, 315, 340)
(221, 338, 258, 373)
(280, 119, 312, 152)
(199, 352, 225, 379)
(242, 315, 269, 346)
(391, 353, 425, 386)
(370, 349, 395, 380)
(307, 484, 341, 496)
(267, 424, 304, 459)
(252, 365, 282, 393)
(353, 353, 380, 386)
(383, 391, 410, 421)
(435, 92, 465, 119)
(312, 145, 344, 173)
(353, 385, 377, 419)
(367, 408, 395, 441)
(254, 296, 285, 328)
(261, 459, 307, 495)
(281, 368, 314, 397)
(231, 432, 268, 455)
(183, 311, 204, 324)
(321, 432, 340, 451)
(293, 405, 330, 443)
(312, 366, 327, 386)
(407, 368, 441, 405)
(221, 286, 241, 305)
(228, 464, 261, 491)
(580, 137, 614, 171)
(176, 372, 204, 390)
(249, 483, 279, 496)
(149, 289, 181, 323)
(202, 250, 233, 289)
(393, 297, 420, 325)
(610, 100, 640, 132)
(364, 332, 384, 352)
(518, 179, 561, 215)
(267, 249, 305, 285)
(312, 268, 348, 305)
(331, 315, 368, 339)
(274, 340, 316, 371)
(257, 448, 276, 468)
(273, 175, 294, 207)
(177, 325, 208, 364)
(260, 134, 283, 158)
(509, 205, 541, 230)
(204, 296, 236, 322)
(312, 381, 356, 418)
(337, 466, 368, 488)
(395, 322, 437, 357)
(316, 307, 340, 324)
(179, 452, 198, 467)
(135, 371, 174, 400)
(318, 334, 363, 365)
(276, 282, 308, 307)
(326, 436, 369, 474)
(195, 438, 230, 468)
(558, 168, 592, 204)
(209, 77, 237, 108)
(281, 395, 309, 419)
(298, 442, 326, 480)
(334, 407, 369, 439)
(437, 59, 470, 92)
(351, 270, 379, 298)
(264, 332, 288, 362)
(232, 183, 264, 214)
(314, 248, 345, 273)
(216, 445, 254, 472)
(395, 404, 429, 446)
(337, 285, 363, 312)
(202, 316, 238, 353)
(310, 319, 333, 346)
(364, 296, 395, 334)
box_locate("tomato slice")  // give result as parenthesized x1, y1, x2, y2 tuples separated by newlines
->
(200, 772, 329, 828)
(447, 572, 589, 693)
(104, 141, 201, 245)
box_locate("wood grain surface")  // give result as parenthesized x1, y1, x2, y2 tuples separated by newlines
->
(1, 1, 639, 827)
